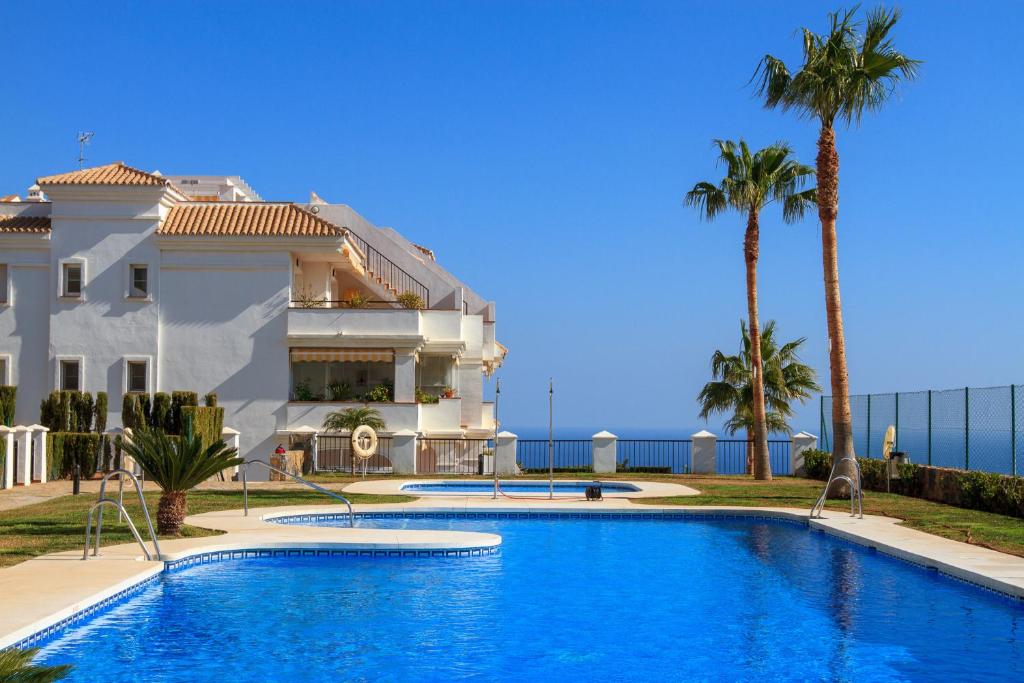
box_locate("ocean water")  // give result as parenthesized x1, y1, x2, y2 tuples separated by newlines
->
(37, 514, 1024, 682)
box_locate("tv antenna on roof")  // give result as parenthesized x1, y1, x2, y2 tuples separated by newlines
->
(77, 132, 94, 169)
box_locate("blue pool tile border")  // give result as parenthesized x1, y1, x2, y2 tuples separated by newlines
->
(164, 545, 499, 573)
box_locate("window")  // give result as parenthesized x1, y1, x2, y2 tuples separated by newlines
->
(60, 360, 81, 391)
(0, 264, 8, 304)
(130, 265, 148, 298)
(0, 357, 8, 385)
(417, 355, 454, 397)
(62, 263, 83, 298)
(126, 360, 148, 393)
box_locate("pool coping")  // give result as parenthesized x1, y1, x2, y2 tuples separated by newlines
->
(342, 478, 700, 498)
(4, 500, 1024, 651)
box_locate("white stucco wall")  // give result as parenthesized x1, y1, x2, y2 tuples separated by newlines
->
(0, 248, 50, 424)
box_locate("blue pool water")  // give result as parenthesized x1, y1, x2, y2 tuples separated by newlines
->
(400, 479, 639, 494)
(37, 514, 1024, 682)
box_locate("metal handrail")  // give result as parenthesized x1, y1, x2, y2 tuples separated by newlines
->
(84, 499, 155, 560)
(810, 455, 864, 519)
(240, 460, 354, 527)
(90, 469, 162, 560)
(344, 228, 430, 307)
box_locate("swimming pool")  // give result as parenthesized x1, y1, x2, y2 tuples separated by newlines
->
(35, 513, 1024, 681)
(399, 479, 640, 495)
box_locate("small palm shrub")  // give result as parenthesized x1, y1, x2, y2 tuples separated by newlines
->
(121, 423, 242, 535)
(322, 407, 386, 433)
(0, 647, 71, 682)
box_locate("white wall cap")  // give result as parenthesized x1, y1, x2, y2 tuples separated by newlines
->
(0, 426, 12, 433)
(28, 425, 50, 432)
(497, 430, 518, 439)
(221, 427, 241, 436)
(393, 429, 418, 436)
(793, 431, 817, 438)
(691, 429, 717, 438)
(592, 430, 617, 439)
(290, 425, 318, 434)
(12, 426, 30, 433)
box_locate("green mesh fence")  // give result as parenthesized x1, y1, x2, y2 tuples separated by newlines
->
(821, 384, 1021, 476)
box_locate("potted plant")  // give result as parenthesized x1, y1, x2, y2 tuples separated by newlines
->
(441, 386, 457, 399)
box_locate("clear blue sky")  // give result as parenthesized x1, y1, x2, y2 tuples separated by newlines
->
(2, 1, 1021, 436)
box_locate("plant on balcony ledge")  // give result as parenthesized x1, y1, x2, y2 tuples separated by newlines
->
(441, 386, 457, 399)
(397, 291, 425, 310)
(416, 389, 439, 404)
(322, 406, 387, 432)
(362, 380, 393, 403)
(294, 284, 327, 309)
(327, 381, 354, 402)
(342, 292, 369, 309)
(293, 379, 318, 402)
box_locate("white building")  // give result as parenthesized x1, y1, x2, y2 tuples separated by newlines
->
(0, 161, 505, 465)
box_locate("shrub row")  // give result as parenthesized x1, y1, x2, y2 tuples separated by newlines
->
(47, 432, 102, 480)
(181, 406, 225, 451)
(0, 386, 15, 426)
(40, 391, 107, 433)
(122, 391, 200, 434)
(802, 449, 1024, 519)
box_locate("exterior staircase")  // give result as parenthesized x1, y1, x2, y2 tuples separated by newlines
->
(345, 229, 430, 306)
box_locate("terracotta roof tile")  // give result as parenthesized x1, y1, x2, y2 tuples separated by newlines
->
(159, 203, 344, 238)
(0, 215, 51, 233)
(0, 195, 19, 203)
(37, 162, 167, 187)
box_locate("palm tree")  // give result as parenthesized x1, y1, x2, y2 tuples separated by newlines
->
(121, 425, 242, 535)
(322, 406, 386, 433)
(686, 140, 815, 481)
(0, 647, 72, 682)
(698, 320, 821, 474)
(753, 7, 919, 482)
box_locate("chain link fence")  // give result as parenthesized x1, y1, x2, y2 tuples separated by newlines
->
(821, 384, 1022, 476)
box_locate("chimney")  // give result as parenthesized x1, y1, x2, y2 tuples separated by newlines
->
(25, 184, 46, 202)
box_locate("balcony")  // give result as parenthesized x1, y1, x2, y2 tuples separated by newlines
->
(287, 308, 464, 345)
(286, 401, 419, 433)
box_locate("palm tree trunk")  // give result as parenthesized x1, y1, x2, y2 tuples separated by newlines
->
(745, 209, 772, 481)
(745, 428, 753, 475)
(817, 125, 856, 494)
(157, 490, 188, 536)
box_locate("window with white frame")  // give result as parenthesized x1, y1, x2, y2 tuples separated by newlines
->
(0, 264, 8, 304)
(129, 264, 148, 298)
(60, 359, 81, 391)
(126, 360, 148, 393)
(0, 356, 9, 385)
(62, 262, 83, 298)
(416, 355, 454, 397)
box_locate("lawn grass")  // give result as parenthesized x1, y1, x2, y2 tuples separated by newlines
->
(0, 488, 411, 569)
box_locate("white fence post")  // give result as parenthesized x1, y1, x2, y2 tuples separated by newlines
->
(31, 425, 49, 484)
(691, 430, 717, 475)
(221, 427, 241, 480)
(14, 427, 31, 487)
(790, 431, 818, 477)
(592, 431, 617, 474)
(1, 427, 13, 489)
(495, 431, 518, 476)
(391, 430, 418, 475)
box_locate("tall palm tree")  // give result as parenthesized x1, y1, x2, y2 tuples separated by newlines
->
(753, 7, 919, 482)
(686, 140, 815, 481)
(698, 320, 821, 473)
(322, 406, 386, 433)
(121, 425, 242, 535)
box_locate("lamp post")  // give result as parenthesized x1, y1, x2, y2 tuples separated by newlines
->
(492, 379, 500, 500)
(548, 379, 554, 500)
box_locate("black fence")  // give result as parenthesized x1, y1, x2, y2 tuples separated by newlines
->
(417, 438, 492, 475)
(316, 435, 394, 473)
(516, 439, 594, 473)
(617, 440, 692, 474)
(714, 439, 791, 475)
(822, 384, 1023, 476)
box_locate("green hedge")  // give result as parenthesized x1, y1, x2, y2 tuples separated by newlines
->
(802, 450, 1024, 519)
(169, 392, 198, 434)
(48, 432, 101, 480)
(181, 406, 225, 450)
(204, 392, 218, 408)
(41, 391, 101, 432)
(94, 392, 108, 433)
(0, 386, 15, 426)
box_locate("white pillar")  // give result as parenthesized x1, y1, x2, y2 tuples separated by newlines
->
(30, 425, 49, 484)
(790, 431, 818, 477)
(222, 427, 241, 480)
(495, 431, 518, 476)
(691, 430, 717, 475)
(592, 431, 617, 474)
(15, 427, 31, 487)
(393, 351, 417, 403)
(390, 429, 417, 474)
(1, 427, 13, 489)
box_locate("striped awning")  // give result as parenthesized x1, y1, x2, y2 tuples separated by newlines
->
(290, 348, 394, 363)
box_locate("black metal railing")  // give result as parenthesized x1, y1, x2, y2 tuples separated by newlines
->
(345, 229, 430, 307)
(516, 439, 593, 473)
(417, 438, 492, 475)
(715, 439, 791, 475)
(316, 435, 394, 473)
(289, 299, 405, 310)
(617, 440, 692, 474)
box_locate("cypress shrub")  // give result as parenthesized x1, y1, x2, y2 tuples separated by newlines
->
(0, 386, 15, 426)
(169, 391, 199, 434)
(73, 392, 94, 433)
(121, 393, 147, 431)
(204, 392, 218, 408)
(137, 393, 152, 427)
(47, 432, 101, 479)
(152, 392, 172, 431)
(59, 392, 73, 432)
(181, 406, 225, 450)
(94, 392, 108, 433)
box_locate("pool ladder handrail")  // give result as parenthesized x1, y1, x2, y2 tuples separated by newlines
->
(84, 469, 162, 561)
(240, 460, 354, 527)
(810, 455, 864, 520)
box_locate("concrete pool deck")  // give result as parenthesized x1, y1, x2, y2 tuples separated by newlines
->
(342, 478, 700, 498)
(3, 495, 1024, 650)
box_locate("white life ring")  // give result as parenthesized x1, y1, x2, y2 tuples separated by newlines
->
(351, 425, 378, 460)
